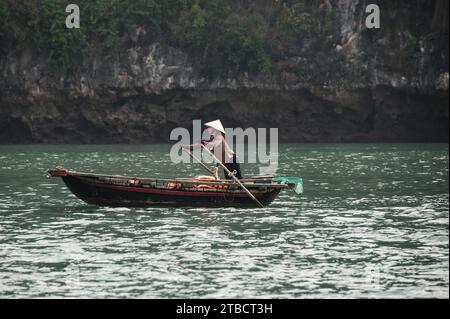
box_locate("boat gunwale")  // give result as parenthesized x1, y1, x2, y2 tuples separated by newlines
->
(58, 170, 290, 189)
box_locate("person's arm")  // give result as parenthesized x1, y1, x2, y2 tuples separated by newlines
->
(182, 135, 216, 150)
(202, 134, 222, 150)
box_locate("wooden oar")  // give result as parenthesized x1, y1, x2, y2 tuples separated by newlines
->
(201, 145, 265, 208)
(182, 147, 216, 177)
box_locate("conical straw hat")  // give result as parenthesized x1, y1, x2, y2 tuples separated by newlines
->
(204, 120, 225, 134)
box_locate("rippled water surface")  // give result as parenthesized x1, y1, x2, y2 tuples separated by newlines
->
(0, 144, 448, 298)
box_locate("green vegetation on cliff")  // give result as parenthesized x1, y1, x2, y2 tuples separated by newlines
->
(0, 0, 447, 83)
(0, 0, 317, 76)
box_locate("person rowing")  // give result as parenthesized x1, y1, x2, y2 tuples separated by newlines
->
(183, 120, 243, 180)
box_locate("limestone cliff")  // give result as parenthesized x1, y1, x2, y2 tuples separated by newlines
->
(0, 0, 448, 143)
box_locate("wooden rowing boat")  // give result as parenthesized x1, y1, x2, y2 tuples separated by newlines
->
(48, 166, 303, 208)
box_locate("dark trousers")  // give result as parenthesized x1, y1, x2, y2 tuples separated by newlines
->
(223, 154, 243, 179)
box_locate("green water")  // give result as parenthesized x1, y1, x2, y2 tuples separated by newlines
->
(0, 144, 448, 298)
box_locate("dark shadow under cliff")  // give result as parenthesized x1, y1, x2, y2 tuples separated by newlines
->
(0, 86, 447, 144)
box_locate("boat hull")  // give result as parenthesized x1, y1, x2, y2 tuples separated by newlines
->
(61, 175, 282, 208)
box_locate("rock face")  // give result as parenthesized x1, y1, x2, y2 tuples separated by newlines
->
(0, 0, 448, 143)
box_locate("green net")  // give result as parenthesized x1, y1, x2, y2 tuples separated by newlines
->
(274, 177, 304, 194)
